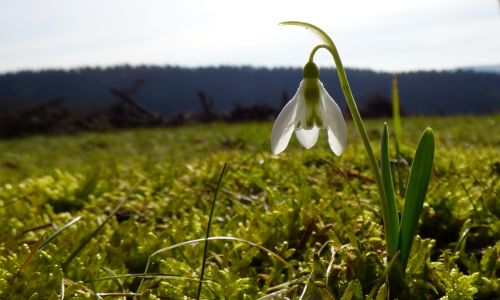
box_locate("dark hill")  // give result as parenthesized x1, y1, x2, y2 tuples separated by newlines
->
(0, 65, 499, 118)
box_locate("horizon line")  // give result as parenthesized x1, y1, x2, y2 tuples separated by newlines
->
(1, 62, 500, 76)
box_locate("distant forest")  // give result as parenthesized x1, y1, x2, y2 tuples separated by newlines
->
(0, 65, 499, 118)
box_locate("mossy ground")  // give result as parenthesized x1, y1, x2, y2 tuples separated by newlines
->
(0, 115, 498, 299)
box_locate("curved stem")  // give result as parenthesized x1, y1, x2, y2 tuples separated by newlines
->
(292, 21, 386, 210)
(319, 44, 394, 249)
(308, 44, 330, 62)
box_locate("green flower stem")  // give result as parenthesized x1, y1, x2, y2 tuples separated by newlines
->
(308, 44, 330, 63)
(282, 21, 398, 256)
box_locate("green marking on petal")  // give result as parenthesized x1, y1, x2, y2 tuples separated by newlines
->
(306, 118, 314, 128)
(303, 79, 321, 128)
(315, 115, 323, 127)
(304, 87, 320, 106)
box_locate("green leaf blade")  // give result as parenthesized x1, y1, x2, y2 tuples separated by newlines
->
(399, 128, 435, 271)
(381, 123, 400, 257)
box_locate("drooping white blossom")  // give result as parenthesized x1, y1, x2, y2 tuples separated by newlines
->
(271, 62, 347, 155)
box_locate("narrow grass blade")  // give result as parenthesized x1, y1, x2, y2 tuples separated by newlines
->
(391, 159, 405, 198)
(102, 267, 125, 293)
(137, 236, 291, 293)
(37, 216, 82, 250)
(399, 128, 435, 271)
(391, 74, 403, 147)
(7, 216, 81, 297)
(381, 124, 400, 257)
(196, 163, 228, 300)
(62, 199, 126, 271)
(392, 74, 406, 196)
(60, 278, 65, 300)
(454, 224, 489, 252)
(90, 273, 211, 283)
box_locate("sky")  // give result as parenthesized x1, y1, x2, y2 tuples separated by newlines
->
(0, 0, 499, 73)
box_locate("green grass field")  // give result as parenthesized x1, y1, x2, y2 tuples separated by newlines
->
(0, 115, 498, 299)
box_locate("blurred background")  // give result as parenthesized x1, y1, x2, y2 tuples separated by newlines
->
(0, 0, 499, 137)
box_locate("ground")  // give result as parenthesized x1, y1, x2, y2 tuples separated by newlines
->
(0, 115, 498, 299)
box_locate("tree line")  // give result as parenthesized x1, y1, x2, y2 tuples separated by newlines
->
(0, 65, 499, 119)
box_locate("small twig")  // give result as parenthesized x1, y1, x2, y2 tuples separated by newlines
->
(295, 216, 318, 253)
(18, 222, 54, 236)
(110, 88, 158, 119)
(8, 245, 38, 287)
(345, 170, 375, 183)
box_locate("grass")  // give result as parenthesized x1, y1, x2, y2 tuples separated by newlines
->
(0, 115, 498, 298)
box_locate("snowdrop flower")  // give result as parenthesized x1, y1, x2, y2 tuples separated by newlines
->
(271, 61, 347, 155)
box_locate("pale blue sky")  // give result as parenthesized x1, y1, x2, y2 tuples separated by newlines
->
(0, 0, 499, 72)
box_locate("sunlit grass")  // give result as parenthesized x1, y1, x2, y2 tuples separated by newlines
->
(0, 115, 498, 298)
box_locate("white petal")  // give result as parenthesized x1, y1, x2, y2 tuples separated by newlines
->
(319, 83, 347, 155)
(295, 91, 307, 128)
(295, 126, 319, 149)
(292, 81, 307, 127)
(271, 96, 299, 155)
